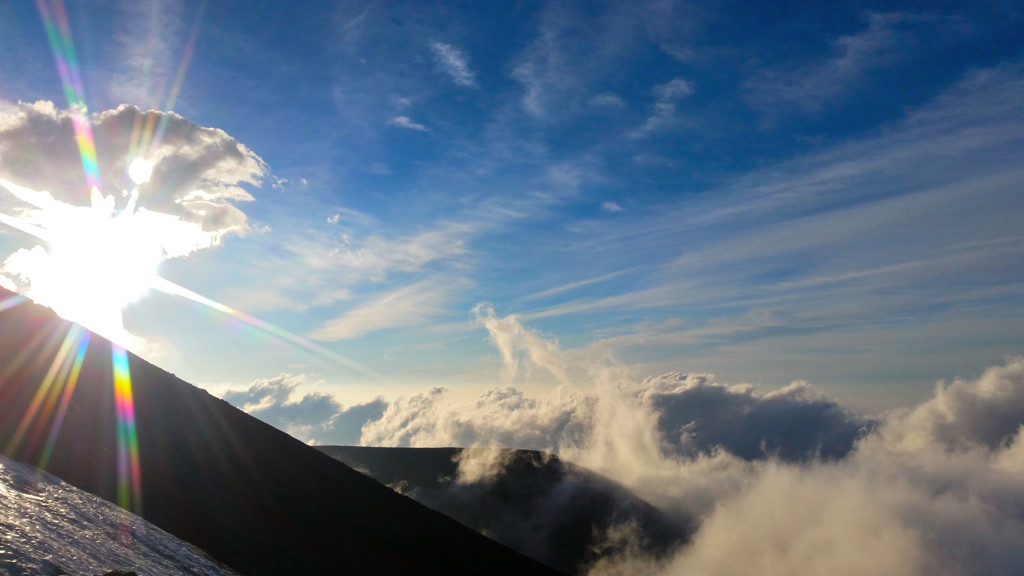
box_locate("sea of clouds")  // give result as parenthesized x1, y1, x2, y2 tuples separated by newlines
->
(227, 305, 1024, 575)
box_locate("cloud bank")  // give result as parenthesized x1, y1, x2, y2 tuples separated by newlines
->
(229, 308, 1024, 575)
(222, 373, 385, 445)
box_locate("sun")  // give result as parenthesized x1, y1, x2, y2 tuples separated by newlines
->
(0, 158, 162, 346)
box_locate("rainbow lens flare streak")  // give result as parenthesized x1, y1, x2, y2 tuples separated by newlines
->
(152, 276, 383, 380)
(0, 294, 26, 313)
(35, 0, 101, 194)
(151, 4, 205, 151)
(38, 329, 90, 471)
(5, 324, 89, 469)
(112, 344, 142, 513)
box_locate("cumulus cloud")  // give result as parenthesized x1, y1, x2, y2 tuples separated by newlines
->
(370, 307, 866, 461)
(875, 360, 1024, 453)
(472, 304, 570, 385)
(601, 201, 624, 213)
(388, 116, 428, 131)
(361, 384, 588, 450)
(0, 101, 265, 239)
(222, 373, 385, 445)
(430, 42, 478, 88)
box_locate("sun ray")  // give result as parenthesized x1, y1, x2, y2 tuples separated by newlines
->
(5, 324, 82, 457)
(0, 293, 27, 313)
(37, 328, 90, 471)
(149, 2, 206, 153)
(112, 344, 142, 512)
(35, 0, 101, 195)
(151, 276, 383, 380)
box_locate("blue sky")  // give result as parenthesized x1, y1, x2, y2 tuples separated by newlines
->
(0, 0, 1022, 413)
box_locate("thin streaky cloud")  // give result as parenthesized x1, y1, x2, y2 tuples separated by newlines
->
(308, 278, 459, 341)
(601, 201, 624, 213)
(325, 207, 377, 227)
(523, 269, 631, 302)
(110, 0, 186, 108)
(430, 42, 478, 88)
(744, 12, 929, 114)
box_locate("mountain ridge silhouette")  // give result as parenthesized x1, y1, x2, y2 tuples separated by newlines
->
(0, 286, 561, 575)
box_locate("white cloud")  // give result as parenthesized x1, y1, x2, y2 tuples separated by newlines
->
(0, 102, 265, 239)
(504, 64, 1024, 390)
(473, 304, 570, 385)
(109, 0, 187, 107)
(324, 222, 472, 279)
(0, 101, 265, 342)
(324, 207, 376, 227)
(357, 311, 1024, 575)
(222, 373, 386, 445)
(744, 13, 928, 114)
(231, 306, 1024, 574)
(430, 42, 478, 88)
(309, 278, 459, 341)
(388, 115, 429, 131)
(523, 269, 629, 302)
(629, 77, 694, 138)
(590, 92, 627, 108)
(509, 2, 650, 119)
(654, 78, 695, 101)
(601, 201, 624, 213)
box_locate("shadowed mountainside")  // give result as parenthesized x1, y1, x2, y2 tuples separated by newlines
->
(0, 287, 561, 576)
(318, 446, 692, 575)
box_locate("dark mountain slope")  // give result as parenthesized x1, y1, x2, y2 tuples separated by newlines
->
(0, 453, 238, 576)
(0, 287, 560, 576)
(318, 446, 692, 575)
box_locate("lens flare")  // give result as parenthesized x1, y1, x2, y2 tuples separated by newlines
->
(38, 328, 90, 470)
(35, 0, 101, 194)
(0, 293, 26, 312)
(149, 3, 206, 151)
(5, 324, 89, 462)
(151, 276, 382, 380)
(112, 344, 142, 512)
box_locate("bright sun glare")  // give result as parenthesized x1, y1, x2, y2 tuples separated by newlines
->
(1, 158, 161, 345)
